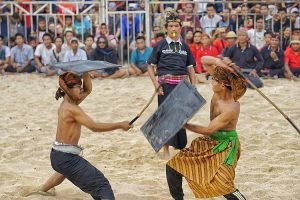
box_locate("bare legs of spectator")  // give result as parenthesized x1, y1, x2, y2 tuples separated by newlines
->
(0, 64, 8, 74)
(89, 69, 127, 79)
(128, 67, 148, 76)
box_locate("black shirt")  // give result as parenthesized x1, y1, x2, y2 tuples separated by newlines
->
(224, 43, 264, 71)
(260, 45, 284, 70)
(147, 39, 195, 76)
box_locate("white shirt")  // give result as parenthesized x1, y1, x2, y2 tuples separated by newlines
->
(248, 29, 266, 50)
(63, 48, 87, 62)
(35, 43, 55, 65)
(197, 0, 214, 13)
(295, 16, 300, 29)
(200, 14, 222, 36)
(0, 45, 10, 59)
(49, 47, 66, 66)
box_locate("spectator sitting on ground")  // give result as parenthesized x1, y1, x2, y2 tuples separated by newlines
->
(89, 36, 126, 79)
(196, 33, 218, 73)
(129, 36, 152, 76)
(156, 32, 165, 43)
(223, 28, 264, 88)
(282, 27, 291, 51)
(6, 33, 35, 73)
(63, 37, 87, 62)
(189, 31, 202, 61)
(222, 31, 237, 56)
(284, 40, 300, 81)
(35, 33, 56, 75)
(8, 36, 16, 49)
(263, 32, 272, 48)
(62, 31, 84, 51)
(82, 35, 94, 60)
(0, 35, 10, 74)
(182, 27, 193, 45)
(48, 36, 66, 76)
(28, 36, 38, 52)
(212, 27, 229, 55)
(260, 33, 285, 78)
(150, 26, 161, 48)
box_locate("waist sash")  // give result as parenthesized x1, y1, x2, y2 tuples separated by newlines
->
(52, 141, 83, 155)
(209, 130, 238, 166)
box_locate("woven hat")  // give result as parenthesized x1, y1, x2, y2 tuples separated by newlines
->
(225, 31, 237, 39)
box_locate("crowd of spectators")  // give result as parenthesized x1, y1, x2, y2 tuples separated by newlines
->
(0, 0, 299, 83)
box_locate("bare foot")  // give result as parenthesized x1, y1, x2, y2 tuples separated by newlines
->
(157, 151, 171, 160)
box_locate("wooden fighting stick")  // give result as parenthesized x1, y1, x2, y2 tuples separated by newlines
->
(129, 84, 163, 125)
(230, 64, 300, 134)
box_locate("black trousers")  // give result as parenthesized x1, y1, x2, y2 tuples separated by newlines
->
(166, 165, 246, 200)
(51, 149, 115, 200)
(158, 83, 187, 149)
(5, 65, 35, 73)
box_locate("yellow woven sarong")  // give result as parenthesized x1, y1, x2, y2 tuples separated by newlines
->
(167, 134, 241, 198)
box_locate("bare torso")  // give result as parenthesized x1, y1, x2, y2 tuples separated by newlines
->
(210, 94, 240, 131)
(55, 100, 81, 145)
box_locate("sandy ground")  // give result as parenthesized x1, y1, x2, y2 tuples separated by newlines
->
(0, 74, 299, 200)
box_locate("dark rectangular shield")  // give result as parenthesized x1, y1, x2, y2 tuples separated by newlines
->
(141, 80, 206, 152)
(54, 60, 121, 74)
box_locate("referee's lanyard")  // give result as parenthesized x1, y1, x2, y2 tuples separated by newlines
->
(168, 42, 181, 53)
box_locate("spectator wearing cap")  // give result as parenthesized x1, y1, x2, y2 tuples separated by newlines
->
(224, 29, 264, 88)
(63, 37, 87, 62)
(284, 40, 300, 80)
(196, 33, 218, 73)
(212, 27, 229, 55)
(0, 34, 10, 74)
(6, 33, 35, 73)
(34, 33, 56, 75)
(221, 31, 237, 57)
(260, 33, 284, 78)
(200, 3, 221, 36)
(248, 17, 266, 50)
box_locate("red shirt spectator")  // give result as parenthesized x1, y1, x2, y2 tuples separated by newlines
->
(285, 45, 300, 69)
(213, 38, 229, 55)
(196, 45, 218, 73)
(189, 43, 201, 61)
